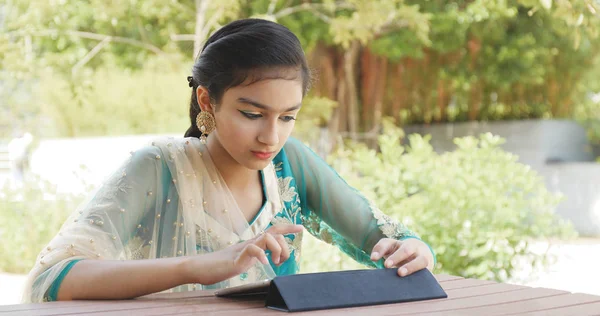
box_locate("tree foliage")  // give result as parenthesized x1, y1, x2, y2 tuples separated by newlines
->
(2, 0, 600, 138)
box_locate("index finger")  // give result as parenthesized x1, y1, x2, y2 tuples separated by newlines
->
(385, 242, 416, 268)
(371, 238, 398, 261)
(266, 224, 304, 235)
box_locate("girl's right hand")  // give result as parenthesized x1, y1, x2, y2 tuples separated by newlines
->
(186, 224, 304, 285)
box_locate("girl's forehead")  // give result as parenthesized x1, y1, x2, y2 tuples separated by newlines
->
(238, 66, 303, 86)
(223, 78, 303, 111)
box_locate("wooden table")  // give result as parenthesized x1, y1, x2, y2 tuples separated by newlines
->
(2, 275, 599, 315)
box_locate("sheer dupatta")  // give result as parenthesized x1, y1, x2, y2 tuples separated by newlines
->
(23, 137, 282, 303)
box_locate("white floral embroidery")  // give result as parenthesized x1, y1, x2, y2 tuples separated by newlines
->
(271, 216, 294, 227)
(97, 178, 134, 201)
(278, 177, 297, 203)
(274, 162, 283, 172)
(127, 236, 150, 260)
(285, 232, 303, 265)
(370, 203, 415, 239)
(372, 207, 393, 226)
(285, 234, 302, 251)
(303, 212, 321, 234)
(380, 223, 398, 238)
(195, 227, 211, 247)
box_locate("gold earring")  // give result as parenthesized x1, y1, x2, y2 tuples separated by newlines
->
(196, 111, 216, 144)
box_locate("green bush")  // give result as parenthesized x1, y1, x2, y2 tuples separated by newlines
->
(0, 178, 85, 274)
(301, 119, 575, 281)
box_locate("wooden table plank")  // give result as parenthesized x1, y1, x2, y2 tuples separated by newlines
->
(386, 288, 569, 316)
(434, 274, 463, 282)
(519, 300, 600, 316)
(2, 281, 507, 316)
(163, 285, 557, 316)
(0, 301, 100, 313)
(222, 288, 567, 316)
(98, 305, 263, 316)
(3, 296, 264, 316)
(0, 290, 214, 314)
(23, 276, 483, 316)
(0, 289, 214, 315)
(421, 293, 600, 316)
(442, 283, 525, 300)
(438, 278, 496, 290)
(140, 283, 527, 316)
(5, 301, 181, 316)
(83, 297, 266, 316)
(2, 275, 598, 316)
(105, 303, 264, 315)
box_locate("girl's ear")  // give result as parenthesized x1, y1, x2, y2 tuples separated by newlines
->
(196, 86, 214, 112)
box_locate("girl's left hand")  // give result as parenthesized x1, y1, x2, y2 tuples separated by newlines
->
(370, 238, 434, 277)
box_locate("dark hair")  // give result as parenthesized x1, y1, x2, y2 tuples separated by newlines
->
(184, 18, 312, 138)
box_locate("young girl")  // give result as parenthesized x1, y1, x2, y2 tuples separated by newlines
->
(23, 19, 435, 303)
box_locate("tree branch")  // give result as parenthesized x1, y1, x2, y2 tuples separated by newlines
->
(267, 0, 279, 15)
(170, 34, 197, 41)
(197, 7, 224, 44)
(170, 1, 196, 14)
(171, 7, 223, 46)
(72, 36, 111, 76)
(273, 2, 354, 19)
(175, 2, 357, 44)
(6, 30, 166, 55)
(309, 9, 333, 23)
(194, 0, 211, 58)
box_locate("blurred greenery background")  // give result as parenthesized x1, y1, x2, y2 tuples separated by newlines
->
(1, 0, 599, 283)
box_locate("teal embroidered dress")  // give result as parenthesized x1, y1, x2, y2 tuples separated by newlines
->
(24, 137, 433, 303)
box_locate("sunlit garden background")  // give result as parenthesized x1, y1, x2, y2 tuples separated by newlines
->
(2, 0, 600, 305)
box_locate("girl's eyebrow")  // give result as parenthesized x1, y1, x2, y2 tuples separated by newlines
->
(237, 97, 301, 112)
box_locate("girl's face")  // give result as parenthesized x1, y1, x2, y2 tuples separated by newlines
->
(197, 71, 303, 170)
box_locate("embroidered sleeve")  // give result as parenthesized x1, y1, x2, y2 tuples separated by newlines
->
(283, 138, 432, 268)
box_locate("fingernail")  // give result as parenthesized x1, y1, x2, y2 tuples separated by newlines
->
(274, 257, 280, 264)
(385, 260, 392, 268)
(371, 252, 380, 260)
(400, 267, 408, 276)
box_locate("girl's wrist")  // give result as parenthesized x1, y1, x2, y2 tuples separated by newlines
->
(179, 251, 234, 286)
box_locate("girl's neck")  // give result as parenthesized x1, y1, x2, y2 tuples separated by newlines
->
(205, 136, 257, 189)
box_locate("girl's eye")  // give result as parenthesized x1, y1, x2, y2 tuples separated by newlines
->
(280, 116, 297, 122)
(240, 111, 262, 119)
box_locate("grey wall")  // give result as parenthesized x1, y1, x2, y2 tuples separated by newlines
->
(543, 163, 600, 236)
(404, 120, 600, 236)
(404, 120, 595, 167)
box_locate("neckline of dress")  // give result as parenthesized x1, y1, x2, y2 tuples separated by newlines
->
(197, 141, 272, 229)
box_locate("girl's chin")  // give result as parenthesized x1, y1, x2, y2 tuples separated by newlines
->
(241, 158, 273, 170)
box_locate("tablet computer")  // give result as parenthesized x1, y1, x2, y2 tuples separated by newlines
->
(214, 279, 272, 297)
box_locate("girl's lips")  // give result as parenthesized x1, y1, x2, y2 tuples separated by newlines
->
(251, 151, 274, 160)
